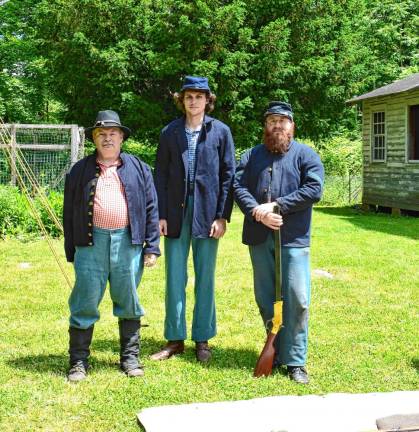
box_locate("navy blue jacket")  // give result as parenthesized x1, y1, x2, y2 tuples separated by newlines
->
(63, 152, 160, 262)
(234, 141, 324, 247)
(154, 115, 235, 238)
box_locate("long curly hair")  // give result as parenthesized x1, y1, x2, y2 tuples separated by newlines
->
(173, 91, 217, 113)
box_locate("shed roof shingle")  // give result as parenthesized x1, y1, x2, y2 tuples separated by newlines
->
(347, 73, 419, 104)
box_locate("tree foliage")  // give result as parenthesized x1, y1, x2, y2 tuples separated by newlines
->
(1, 0, 418, 148)
(0, 0, 52, 122)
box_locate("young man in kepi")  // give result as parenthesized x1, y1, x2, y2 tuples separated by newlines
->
(234, 101, 324, 384)
(63, 110, 160, 382)
(151, 76, 235, 363)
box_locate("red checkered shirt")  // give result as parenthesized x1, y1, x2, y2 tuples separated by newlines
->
(93, 159, 130, 229)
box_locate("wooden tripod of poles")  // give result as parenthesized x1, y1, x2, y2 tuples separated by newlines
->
(0, 118, 73, 289)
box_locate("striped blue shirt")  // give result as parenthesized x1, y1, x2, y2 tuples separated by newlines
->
(185, 127, 201, 190)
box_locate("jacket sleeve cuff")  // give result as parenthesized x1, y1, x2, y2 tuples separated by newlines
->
(275, 197, 286, 214)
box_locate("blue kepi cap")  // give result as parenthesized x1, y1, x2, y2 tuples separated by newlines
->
(180, 76, 211, 93)
(264, 101, 293, 121)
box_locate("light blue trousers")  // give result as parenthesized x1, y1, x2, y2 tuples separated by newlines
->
(249, 233, 311, 366)
(164, 197, 219, 342)
(69, 227, 144, 329)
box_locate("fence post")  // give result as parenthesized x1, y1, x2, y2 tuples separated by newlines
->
(70, 125, 79, 167)
(79, 127, 85, 159)
(10, 124, 17, 186)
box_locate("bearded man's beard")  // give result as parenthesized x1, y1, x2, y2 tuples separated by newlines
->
(263, 126, 293, 154)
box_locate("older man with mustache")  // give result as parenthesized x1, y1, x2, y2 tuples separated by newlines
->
(63, 110, 160, 382)
(234, 101, 324, 384)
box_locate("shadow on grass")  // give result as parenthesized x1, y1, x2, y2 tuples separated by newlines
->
(141, 335, 260, 371)
(7, 354, 119, 376)
(6, 354, 68, 375)
(315, 206, 419, 240)
(7, 336, 264, 375)
(411, 358, 419, 373)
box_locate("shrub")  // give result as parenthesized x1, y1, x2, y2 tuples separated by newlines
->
(84, 138, 158, 167)
(122, 139, 157, 167)
(317, 135, 362, 177)
(0, 186, 35, 237)
(35, 189, 63, 237)
(0, 185, 63, 238)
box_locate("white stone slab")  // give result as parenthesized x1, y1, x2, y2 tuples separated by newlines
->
(137, 391, 419, 432)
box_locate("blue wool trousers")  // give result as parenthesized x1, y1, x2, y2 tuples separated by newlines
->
(69, 227, 144, 329)
(164, 197, 219, 342)
(249, 233, 311, 366)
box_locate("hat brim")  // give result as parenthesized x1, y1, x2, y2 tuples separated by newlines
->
(180, 85, 210, 93)
(85, 125, 131, 141)
(264, 110, 293, 121)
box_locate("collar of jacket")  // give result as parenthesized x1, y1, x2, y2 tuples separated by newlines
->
(173, 115, 213, 178)
(91, 149, 126, 166)
(179, 114, 214, 129)
(173, 114, 215, 141)
(262, 139, 296, 157)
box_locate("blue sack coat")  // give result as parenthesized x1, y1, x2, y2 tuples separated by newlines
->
(63, 152, 160, 262)
(234, 141, 324, 247)
(154, 115, 235, 238)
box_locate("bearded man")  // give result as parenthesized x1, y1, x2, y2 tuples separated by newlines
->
(234, 101, 324, 384)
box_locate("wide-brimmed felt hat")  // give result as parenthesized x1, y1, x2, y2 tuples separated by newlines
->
(264, 101, 293, 121)
(85, 110, 131, 141)
(180, 76, 211, 93)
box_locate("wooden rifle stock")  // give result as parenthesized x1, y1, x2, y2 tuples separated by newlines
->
(253, 332, 276, 378)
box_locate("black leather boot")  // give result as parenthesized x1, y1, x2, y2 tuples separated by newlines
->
(119, 319, 144, 377)
(68, 326, 94, 382)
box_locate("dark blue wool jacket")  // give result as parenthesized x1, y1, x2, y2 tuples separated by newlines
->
(234, 141, 324, 247)
(63, 152, 160, 262)
(154, 115, 235, 238)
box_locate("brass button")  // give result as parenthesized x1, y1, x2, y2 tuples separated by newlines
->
(181, 203, 184, 207)
(95, 173, 99, 177)
(88, 233, 92, 237)
(268, 167, 272, 172)
(89, 201, 93, 206)
(88, 211, 92, 216)
(90, 191, 94, 196)
(88, 222, 92, 227)
(88, 242, 93, 246)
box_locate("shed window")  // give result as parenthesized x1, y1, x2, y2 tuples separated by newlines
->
(408, 105, 419, 161)
(372, 111, 386, 161)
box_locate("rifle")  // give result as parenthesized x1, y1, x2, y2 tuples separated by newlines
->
(254, 167, 283, 378)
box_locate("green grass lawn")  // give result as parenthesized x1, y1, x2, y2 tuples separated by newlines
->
(0, 207, 418, 431)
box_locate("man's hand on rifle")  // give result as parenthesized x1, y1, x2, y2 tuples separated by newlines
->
(260, 212, 283, 230)
(252, 202, 277, 221)
(252, 203, 283, 230)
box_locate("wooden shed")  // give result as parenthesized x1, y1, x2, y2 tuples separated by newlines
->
(348, 73, 419, 213)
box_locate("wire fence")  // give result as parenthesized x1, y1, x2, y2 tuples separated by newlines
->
(0, 125, 362, 205)
(0, 124, 84, 190)
(321, 175, 362, 205)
